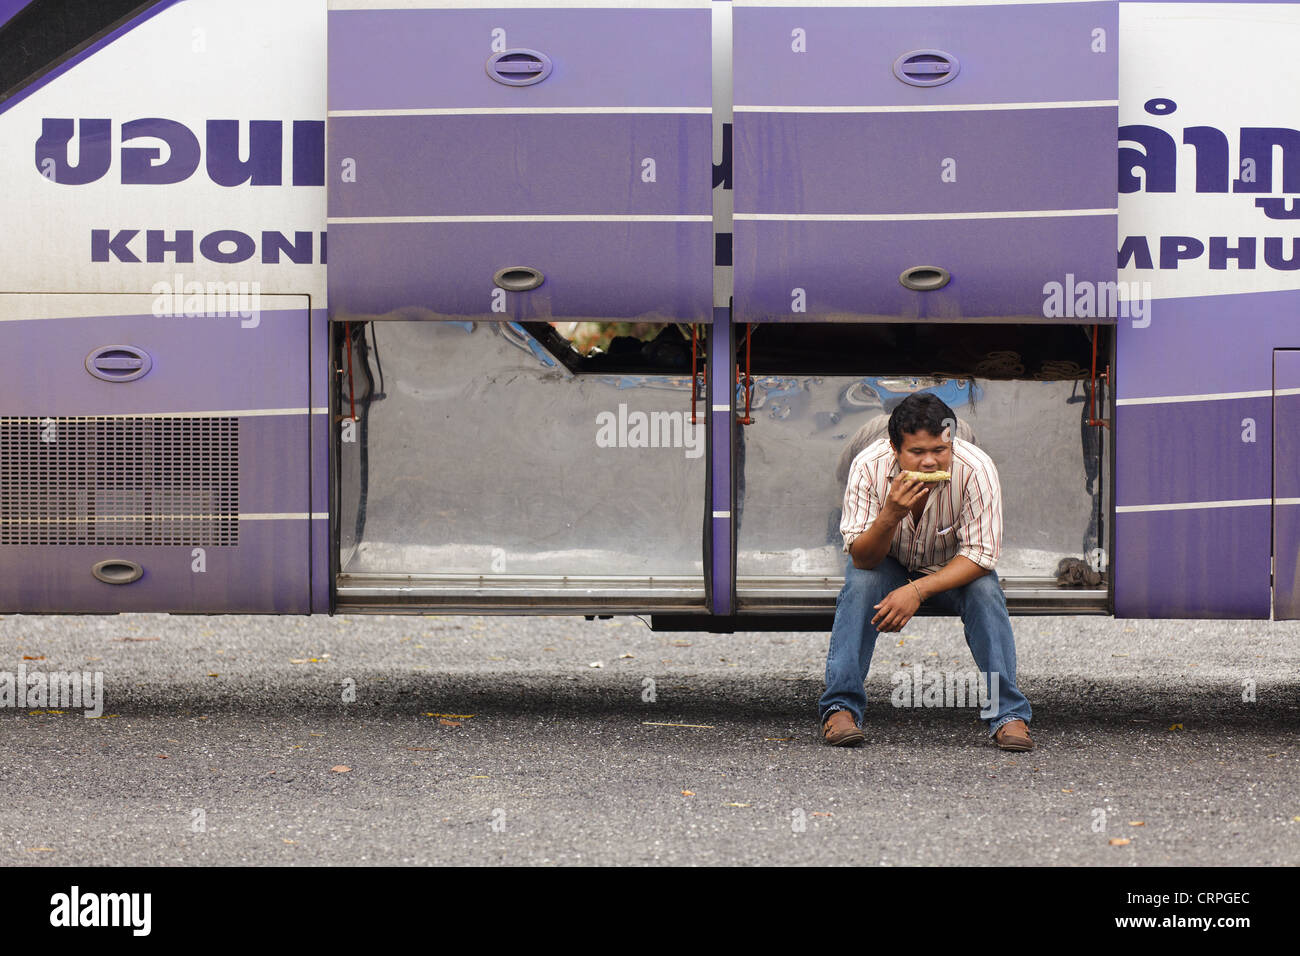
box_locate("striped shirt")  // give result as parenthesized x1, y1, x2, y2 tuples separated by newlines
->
(839, 437, 1003, 574)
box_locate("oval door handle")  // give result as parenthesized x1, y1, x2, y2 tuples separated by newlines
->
(91, 559, 144, 585)
(85, 345, 153, 383)
(486, 49, 553, 87)
(899, 266, 952, 292)
(493, 266, 545, 292)
(893, 49, 960, 88)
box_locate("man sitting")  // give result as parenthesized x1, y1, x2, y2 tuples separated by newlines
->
(818, 392, 1033, 750)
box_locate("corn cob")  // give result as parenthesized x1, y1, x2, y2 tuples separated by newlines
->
(899, 470, 950, 483)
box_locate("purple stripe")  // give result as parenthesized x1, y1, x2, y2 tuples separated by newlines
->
(1278, 350, 1300, 391)
(1276, 362, 1300, 499)
(708, 311, 732, 615)
(309, 307, 329, 413)
(330, 114, 711, 217)
(1275, 357, 1300, 619)
(0, 309, 310, 414)
(1115, 290, 1300, 400)
(311, 517, 329, 614)
(1114, 508, 1270, 619)
(310, 310, 330, 518)
(735, 107, 1116, 215)
(733, 215, 1116, 322)
(309, 400, 330, 520)
(1114, 398, 1270, 506)
(0, 0, 32, 29)
(329, 9, 710, 111)
(238, 417, 312, 513)
(310, 412, 329, 614)
(328, 221, 713, 322)
(734, 3, 1116, 108)
(309, 307, 329, 613)
(1275, 506, 1300, 620)
(0, 0, 187, 117)
(0, 522, 311, 614)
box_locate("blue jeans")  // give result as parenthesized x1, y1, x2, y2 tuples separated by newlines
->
(818, 555, 1032, 735)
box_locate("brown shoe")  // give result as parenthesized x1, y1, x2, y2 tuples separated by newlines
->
(993, 719, 1034, 751)
(821, 710, 865, 747)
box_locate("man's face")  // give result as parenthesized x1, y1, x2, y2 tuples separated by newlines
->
(892, 428, 952, 474)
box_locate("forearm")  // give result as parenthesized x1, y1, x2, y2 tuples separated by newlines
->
(911, 554, 988, 599)
(848, 516, 900, 570)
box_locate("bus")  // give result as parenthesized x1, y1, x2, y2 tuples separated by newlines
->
(0, 0, 1295, 628)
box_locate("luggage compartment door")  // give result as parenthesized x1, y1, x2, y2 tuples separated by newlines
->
(327, 1, 714, 324)
(732, 0, 1118, 324)
(0, 294, 315, 614)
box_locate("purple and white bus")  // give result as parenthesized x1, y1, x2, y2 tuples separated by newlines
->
(1, 0, 1296, 626)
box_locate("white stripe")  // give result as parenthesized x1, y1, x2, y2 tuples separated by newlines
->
(734, 100, 1117, 114)
(712, 511, 731, 519)
(329, 214, 711, 224)
(1117, 499, 1272, 514)
(241, 513, 329, 521)
(1277, 499, 1300, 507)
(736, 209, 1115, 222)
(0, 297, 309, 323)
(1, 408, 327, 418)
(329, 107, 711, 117)
(711, 404, 730, 411)
(1116, 389, 1286, 406)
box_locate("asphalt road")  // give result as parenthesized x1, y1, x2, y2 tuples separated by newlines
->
(1, 612, 1297, 866)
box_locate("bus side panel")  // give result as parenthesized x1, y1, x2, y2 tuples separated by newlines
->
(0, 299, 313, 614)
(1114, 293, 1279, 618)
(0, 0, 329, 613)
(1115, 2, 1300, 618)
(1274, 350, 1300, 620)
(311, 307, 330, 613)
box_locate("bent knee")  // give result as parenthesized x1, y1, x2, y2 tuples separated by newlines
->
(843, 563, 897, 596)
(964, 571, 1005, 603)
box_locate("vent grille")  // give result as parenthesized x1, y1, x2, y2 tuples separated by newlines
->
(0, 416, 239, 546)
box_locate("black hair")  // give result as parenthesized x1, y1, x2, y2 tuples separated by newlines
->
(887, 392, 957, 449)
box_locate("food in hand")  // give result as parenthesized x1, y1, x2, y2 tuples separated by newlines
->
(899, 470, 950, 483)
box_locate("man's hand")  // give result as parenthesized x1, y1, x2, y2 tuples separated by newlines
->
(872, 582, 922, 632)
(881, 475, 928, 524)
(848, 475, 931, 570)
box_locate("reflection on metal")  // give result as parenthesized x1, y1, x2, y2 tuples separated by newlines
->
(336, 573, 705, 613)
(336, 322, 1107, 614)
(338, 321, 707, 609)
(734, 376, 1106, 588)
(732, 577, 1107, 615)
